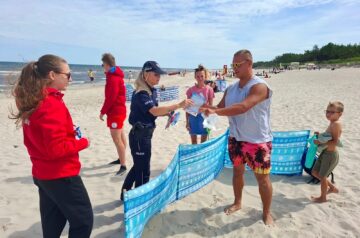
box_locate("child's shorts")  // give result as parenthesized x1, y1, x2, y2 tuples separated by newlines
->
(228, 137, 272, 174)
(107, 114, 126, 129)
(189, 114, 208, 135)
(312, 150, 339, 177)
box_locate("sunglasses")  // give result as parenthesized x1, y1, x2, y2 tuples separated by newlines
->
(231, 60, 247, 69)
(325, 110, 340, 114)
(57, 72, 72, 80)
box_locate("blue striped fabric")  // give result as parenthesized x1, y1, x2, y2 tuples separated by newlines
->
(270, 130, 310, 175)
(177, 131, 228, 199)
(124, 150, 179, 238)
(125, 84, 179, 102)
(124, 129, 309, 238)
(155, 86, 179, 102)
(224, 130, 310, 175)
(124, 131, 229, 238)
(125, 84, 134, 102)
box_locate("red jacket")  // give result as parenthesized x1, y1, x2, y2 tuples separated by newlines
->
(23, 88, 89, 180)
(100, 66, 127, 117)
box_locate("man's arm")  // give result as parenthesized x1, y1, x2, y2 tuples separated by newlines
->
(215, 83, 268, 116)
(201, 90, 227, 110)
(216, 90, 226, 108)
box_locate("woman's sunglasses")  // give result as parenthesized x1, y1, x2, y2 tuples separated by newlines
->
(57, 72, 72, 80)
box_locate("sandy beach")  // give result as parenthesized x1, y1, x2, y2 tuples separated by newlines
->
(1, 68, 360, 238)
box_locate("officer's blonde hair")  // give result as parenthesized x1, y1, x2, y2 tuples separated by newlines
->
(134, 71, 152, 95)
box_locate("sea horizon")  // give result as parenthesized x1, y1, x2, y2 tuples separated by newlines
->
(0, 61, 195, 91)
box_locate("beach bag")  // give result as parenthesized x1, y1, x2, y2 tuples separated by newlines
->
(304, 135, 318, 169)
(303, 135, 334, 184)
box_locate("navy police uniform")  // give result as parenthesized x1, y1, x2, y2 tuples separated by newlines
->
(121, 60, 167, 200)
(122, 87, 158, 194)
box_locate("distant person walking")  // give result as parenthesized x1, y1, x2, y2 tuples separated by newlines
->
(88, 69, 95, 82)
(99, 53, 128, 176)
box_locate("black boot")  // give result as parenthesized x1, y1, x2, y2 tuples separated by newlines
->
(116, 165, 127, 176)
(108, 159, 120, 165)
(120, 189, 127, 201)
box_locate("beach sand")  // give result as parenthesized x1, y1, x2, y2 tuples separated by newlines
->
(1, 68, 359, 237)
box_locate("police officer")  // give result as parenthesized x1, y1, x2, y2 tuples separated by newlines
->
(121, 61, 192, 200)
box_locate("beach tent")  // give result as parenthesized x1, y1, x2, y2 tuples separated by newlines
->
(306, 63, 316, 70)
(290, 62, 300, 69)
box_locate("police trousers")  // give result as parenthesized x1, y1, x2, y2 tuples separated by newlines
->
(122, 123, 154, 192)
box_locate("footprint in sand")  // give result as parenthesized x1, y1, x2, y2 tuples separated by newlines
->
(0, 218, 12, 232)
(209, 195, 221, 207)
(0, 196, 8, 206)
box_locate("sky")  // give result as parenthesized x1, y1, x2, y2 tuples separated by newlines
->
(0, 0, 359, 68)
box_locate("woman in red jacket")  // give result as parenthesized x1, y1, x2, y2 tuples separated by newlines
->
(11, 54, 93, 238)
(99, 53, 127, 176)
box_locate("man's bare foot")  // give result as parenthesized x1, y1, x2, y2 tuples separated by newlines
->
(327, 187, 339, 194)
(224, 204, 241, 215)
(311, 195, 327, 203)
(263, 213, 274, 225)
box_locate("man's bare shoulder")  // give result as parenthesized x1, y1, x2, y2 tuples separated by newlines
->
(249, 83, 268, 95)
(251, 83, 268, 90)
